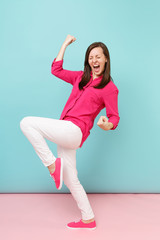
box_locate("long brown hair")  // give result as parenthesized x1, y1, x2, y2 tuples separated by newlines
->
(79, 42, 113, 90)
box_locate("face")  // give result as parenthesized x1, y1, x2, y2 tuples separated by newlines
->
(88, 47, 107, 79)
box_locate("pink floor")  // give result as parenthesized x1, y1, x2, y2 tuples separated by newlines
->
(0, 193, 160, 240)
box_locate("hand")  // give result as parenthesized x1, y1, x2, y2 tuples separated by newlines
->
(97, 116, 113, 131)
(63, 34, 76, 47)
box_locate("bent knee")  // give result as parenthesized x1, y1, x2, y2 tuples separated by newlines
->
(20, 116, 34, 131)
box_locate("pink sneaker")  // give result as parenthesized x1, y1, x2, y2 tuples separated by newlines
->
(50, 158, 63, 190)
(67, 219, 96, 230)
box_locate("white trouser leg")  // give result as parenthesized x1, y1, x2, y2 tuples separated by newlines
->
(20, 116, 95, 220)
(57, 145, 95, 220)
(20, 116, 82, 166)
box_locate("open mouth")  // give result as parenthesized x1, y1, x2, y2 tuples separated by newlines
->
(93, 65, 100, 72)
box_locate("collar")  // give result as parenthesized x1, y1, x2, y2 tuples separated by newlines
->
(83, 71, 103, 89)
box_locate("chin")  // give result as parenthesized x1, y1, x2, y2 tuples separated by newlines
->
(95, 72, 102, 76)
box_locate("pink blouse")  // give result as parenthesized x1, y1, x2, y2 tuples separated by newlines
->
(51, 58, 120, 148)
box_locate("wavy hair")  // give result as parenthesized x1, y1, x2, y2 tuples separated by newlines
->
(79, 42, 113, 90)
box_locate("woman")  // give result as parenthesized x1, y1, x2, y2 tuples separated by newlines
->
(20, 34, 120, 230)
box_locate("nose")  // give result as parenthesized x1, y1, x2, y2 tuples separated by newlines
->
(92, 59, 98, 64)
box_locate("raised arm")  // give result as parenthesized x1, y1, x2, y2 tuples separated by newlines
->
(55, 35, 76, 61)
(51, 35, 83, 85)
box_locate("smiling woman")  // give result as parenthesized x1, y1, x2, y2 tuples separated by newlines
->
(79, 41, 112, 90)
(20, 34, 120, 230)
(88, 47, 107, 78)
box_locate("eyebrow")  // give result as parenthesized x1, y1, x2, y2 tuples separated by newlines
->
(89, 54, 101, 58)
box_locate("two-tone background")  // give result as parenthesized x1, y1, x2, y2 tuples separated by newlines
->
(1, 0, 160, 193)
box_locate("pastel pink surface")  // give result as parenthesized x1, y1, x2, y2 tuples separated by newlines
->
(1, 193, 160, 240)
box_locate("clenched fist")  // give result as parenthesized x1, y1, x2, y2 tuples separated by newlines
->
(97, 116, 113, 131)
(63, 34, 76, 47)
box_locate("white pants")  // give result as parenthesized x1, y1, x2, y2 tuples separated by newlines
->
(20, 116, 95, 220)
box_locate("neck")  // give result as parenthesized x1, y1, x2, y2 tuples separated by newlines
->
(92, 74, 102, 80)
(90, 71, 103, 80)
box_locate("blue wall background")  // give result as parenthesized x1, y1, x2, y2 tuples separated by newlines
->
(0, 0, 160, 193)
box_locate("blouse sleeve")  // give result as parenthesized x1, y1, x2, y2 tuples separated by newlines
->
(102, 89, 120, 130)
(51, 58, 83, 86)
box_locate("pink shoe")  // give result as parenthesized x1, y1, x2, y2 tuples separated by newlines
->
(67, 219, 96, 230)
(50, 158, 63, 190)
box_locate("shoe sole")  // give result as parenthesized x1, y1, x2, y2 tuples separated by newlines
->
(57, 157, 63, 190)
(66, 226, 96, 230)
